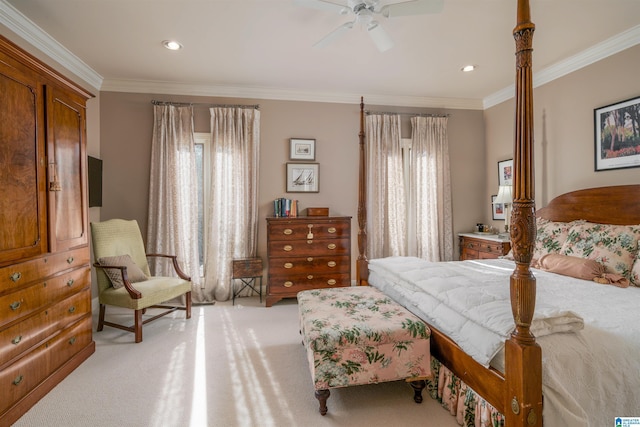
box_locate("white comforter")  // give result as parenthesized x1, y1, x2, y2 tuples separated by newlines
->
(368, 257, 640, 427)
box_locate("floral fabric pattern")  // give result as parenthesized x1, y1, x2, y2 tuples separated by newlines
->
(533, 218, 582, 261)
(298, 286, 431, 390)
(559, 222, 640, 285)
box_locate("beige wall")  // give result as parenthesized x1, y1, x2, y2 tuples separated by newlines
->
(484, 45, 640, 231)
(99, 93, 486, 272)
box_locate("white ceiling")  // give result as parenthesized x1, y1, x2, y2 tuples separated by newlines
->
(2, 0, 640, 109)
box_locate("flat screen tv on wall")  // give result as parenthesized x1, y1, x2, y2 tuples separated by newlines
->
(88, 156, 102, 207)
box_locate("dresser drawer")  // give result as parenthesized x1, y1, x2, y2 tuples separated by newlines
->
(267, 220, 350, 241)
(0, 266, 89, 329)
(459, 235, 510, 261)
(0, 247, 89, 293)
(0, 289, 91, 364)
(0, 315, 92, 415)
(268, 238, 350, 257)
(268, 255, 349, 276)
(269, 273, 351, 295)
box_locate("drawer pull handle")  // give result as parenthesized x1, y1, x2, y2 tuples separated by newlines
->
(67, 256, 74, 264)
(67, 279, 75, 287)
(307, 257, 313, 262)
(69, 336, 77, 345)
(327, 279, 337, 285)
(69, 306, 76, 313)
(328, 227, 336, 234)
(307, 275, 314, 279)
(13, 375, 23, 386)
(307, 224, 314, 239)
(327, 261, 336, 268)
(307, 240, 313, 244)
(10, 301, 21, 311)
(12, 335, 22, 345)
(284, 281, 293, 288)
(283, 245, 293, 251)
(283, 229, 293, 235)
(284, 263, 293, 269)
(327, 243, 336, 250)
(467, 243, 474, 248)
(10, 272, 22, 282)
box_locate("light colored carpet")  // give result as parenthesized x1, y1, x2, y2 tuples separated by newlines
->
(13, 297, 459, 427)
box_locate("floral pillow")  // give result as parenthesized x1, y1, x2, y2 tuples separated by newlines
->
(502, 218, 578, 261)
(559, 222, 640, 284)
(632, 257, 640, 287)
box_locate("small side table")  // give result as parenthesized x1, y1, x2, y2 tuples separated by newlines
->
(231, 258, 263, 305)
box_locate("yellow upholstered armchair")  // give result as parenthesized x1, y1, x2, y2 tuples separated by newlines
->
(91, 219, 192, 343)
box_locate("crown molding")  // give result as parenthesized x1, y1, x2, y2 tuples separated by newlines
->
(0, 0, 103, 90)
(100, 78, 484, 110)
(483, 24, 640, 109)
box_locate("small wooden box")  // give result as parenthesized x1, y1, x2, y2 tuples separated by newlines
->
(232, 258, 263, 278)
(306, 207, 329, 216)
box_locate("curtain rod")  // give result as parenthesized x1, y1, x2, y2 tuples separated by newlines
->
(151, 100, 260, 109)
(365, 110, 449, 118)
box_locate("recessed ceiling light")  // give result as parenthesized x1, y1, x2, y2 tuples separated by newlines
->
(461, 65, 477, 72)
(162, 40, 182, 51)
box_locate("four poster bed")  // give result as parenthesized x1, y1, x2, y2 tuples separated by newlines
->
(354, 1, 640, 426)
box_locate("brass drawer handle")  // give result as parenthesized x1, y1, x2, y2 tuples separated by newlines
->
(327, 243, 336, 250)
(283, 245, 293, 251)
(283, 281, 293, 288)
(307, 257, 313, 262)
(12, 335, 22, 345)
(69, 306, 76, 313)
(283, 228, 293, 235)
(67, 279, 75, 287)
(10, 272, 22, 282)
(284, 262, 293, 269)
(13, 375, 23, 386)
(67, 256, 74, 264)
(69, 336, 77, 345)
(307, 275, 313, 279)
(328, 227, 336, 234)
(327, 261, 336, 268)
(327, 279, 337, 285)
(10, 301, 21, 311)
(307, 240, 313, 244)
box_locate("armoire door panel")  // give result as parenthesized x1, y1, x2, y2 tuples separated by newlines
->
(0, 63, 47, 265)
(46, 86, 88, 252)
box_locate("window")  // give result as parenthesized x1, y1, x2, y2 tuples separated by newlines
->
(194, 132, 210, 274)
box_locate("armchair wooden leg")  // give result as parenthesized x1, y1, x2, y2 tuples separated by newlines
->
(134, 309, 143, 343)
(97, 304, 106, 332)
(186, 291, 192, 319)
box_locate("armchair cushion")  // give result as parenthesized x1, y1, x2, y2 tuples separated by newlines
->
(98, 254, 149, 289)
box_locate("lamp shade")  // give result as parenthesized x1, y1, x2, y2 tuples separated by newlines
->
(494, 185, 513, 204)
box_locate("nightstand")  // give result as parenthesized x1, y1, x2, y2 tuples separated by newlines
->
(458, 233, 511, 260)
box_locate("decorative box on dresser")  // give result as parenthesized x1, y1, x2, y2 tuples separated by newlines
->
(266, 216, 351, 307)
(0, 35, 95, 426)
(458, 233, 511, 260)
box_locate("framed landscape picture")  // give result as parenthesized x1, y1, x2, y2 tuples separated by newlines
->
(289, 138, 316, 161)
(594, 96, 640, 171)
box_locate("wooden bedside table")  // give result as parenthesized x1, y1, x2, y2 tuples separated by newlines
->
(458, 233, 511, 260)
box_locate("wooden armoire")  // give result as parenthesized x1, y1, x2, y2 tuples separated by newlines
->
(0, 35, 95, 425)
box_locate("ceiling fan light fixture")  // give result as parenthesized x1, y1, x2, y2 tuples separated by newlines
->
(162, 40, 183, 51)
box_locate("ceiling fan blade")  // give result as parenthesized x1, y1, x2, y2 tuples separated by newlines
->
(367, 22, 394, 52)
(378, 0, 444, 18)
(294, 0, 349, 13)
(314, 21, 355, 48)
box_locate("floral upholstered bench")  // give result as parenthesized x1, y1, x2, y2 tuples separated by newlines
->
(297, 286, 431, 415)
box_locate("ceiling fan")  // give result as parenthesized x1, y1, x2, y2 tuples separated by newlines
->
(294, 0, 444, 52)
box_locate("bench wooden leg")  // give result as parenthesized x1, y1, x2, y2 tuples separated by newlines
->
(315, 389, 330, 415)
(410, 380, 426, 404)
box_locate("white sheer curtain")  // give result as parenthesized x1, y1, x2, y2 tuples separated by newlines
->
(411, 116, 454, 261)
(147, 105, 201, 294)
(365, 114, 407, 259)
(203, 107, 260, 301)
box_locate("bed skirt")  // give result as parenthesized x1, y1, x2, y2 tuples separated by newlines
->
(427, 357, 504, 427)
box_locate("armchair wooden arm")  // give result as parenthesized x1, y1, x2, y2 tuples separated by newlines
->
(146, 253, 191, 281)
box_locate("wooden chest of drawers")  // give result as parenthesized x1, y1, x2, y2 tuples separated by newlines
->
(266, 216, 351, 307)
(459, 233, 511, 260)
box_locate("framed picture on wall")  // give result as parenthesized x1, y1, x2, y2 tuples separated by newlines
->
(498, 159, 513, 186)
(594, 96, 640, 171)
(492, 195, 505, 220)
(289, 138, 316, 161)
(286, 163, 319, 193)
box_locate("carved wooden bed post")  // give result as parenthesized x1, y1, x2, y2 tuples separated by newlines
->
(505, 0, 543, 425)
(356, 97, 369, 286)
